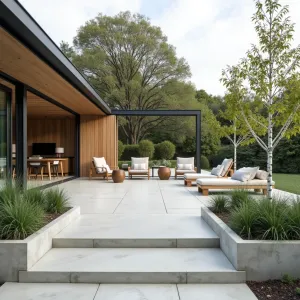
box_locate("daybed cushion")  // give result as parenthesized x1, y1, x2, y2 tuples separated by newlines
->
(231, 167, 259, 182)
(184, 173, 217, 180)
(177, 157, 194, 169)
(177, 163, 193, 170)
(211, 165, 224, 176)
(220, 158, 233, 176)
(131, 157, 149, 170)
(196, 178, 275, 186)
(176, 169, 196, 173)
(256, 170, 268, 180)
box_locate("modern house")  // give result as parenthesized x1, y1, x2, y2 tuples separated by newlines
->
(0, 0, 118, 186)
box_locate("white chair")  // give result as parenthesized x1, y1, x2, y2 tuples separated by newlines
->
(128, 157, 150, 180)
(175, 157, 197, 179)
(89, 157, 118, 180)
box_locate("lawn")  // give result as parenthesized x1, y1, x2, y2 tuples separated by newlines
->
(273, 173, 300, 195)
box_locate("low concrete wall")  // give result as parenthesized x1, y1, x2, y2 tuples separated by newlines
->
(201, 206, 300, 281)
(0, 206, 80, 283)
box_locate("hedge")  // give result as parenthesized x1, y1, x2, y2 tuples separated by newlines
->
(200, 155, 210, 170)
(118, 140, 125, 160)
(121, 144, 139, 160)
(138, 140, 155, 159)
(154, 141, 176, 160)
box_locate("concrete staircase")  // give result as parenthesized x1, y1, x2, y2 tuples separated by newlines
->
(19, 215, 245, 284)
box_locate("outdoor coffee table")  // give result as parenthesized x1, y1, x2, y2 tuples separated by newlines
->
(112, 169, 125, 183)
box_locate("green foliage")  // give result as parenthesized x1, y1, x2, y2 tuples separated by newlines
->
(231, 190, 253, 209)
(118, 161, 131, 169)
(0, 184, 21, 205)
(287, 198, 300, 239)
(121, 144, 140, 160)
(200, 155, 210, 170)
(282, 274, 295, 285)
(0, 199, 44, 240)
(149, 159, 175, 168)
(295, 287, 300, 295)
(138, 140, 155, 159)
(210, 195, 230, 213)
(230, 201, 258, 240)
(23, 188, 46, 208)
(155, 141, 176, 160)
(118, 140, 125, 160)
(44, 188, 69, 214)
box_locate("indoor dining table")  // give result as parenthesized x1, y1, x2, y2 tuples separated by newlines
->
(27, 158, 67, 180)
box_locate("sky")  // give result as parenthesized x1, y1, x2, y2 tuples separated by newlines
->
(19, 0, 300, 96)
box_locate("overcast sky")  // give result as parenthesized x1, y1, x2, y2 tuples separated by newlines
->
(19, 0, 300, 95)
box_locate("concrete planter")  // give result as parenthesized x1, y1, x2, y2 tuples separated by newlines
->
(0, 206, 80, 283)
(201, 206, 300, 281)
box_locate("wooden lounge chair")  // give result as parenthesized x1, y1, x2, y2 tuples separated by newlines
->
(128, 157, 150, 180)
(184, 159, 234, 187)
(196, 178, 275, 196)
(89, 157, 118, 180)
(175, 157, 197, 179)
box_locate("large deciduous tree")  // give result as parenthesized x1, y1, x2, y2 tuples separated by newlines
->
(222, 0, 300, 198)
(60, 11, 190, 144)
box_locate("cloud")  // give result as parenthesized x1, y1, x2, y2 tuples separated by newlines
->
(19, 0, 300, 95)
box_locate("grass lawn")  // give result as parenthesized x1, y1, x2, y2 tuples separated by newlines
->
(273, 173, 300, 195)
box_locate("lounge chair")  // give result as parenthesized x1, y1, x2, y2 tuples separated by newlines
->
(175, 157, 197, 179)
(128, 157, 150, 180)
(184, 158, 233, 186)
(89, 157, 118, 180)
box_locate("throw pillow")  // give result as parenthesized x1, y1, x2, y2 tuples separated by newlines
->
(177, 163, 193, 170)
(231, 167, 259, 182)
(211, 165, 224, 176)
(255, 170, 268, 180)
(220, 158, 233, 177)
(133, 163, 146, 170)
(240, 167, 260, 180)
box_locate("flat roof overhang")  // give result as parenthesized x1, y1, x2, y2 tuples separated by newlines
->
(0, 0, 111, 115)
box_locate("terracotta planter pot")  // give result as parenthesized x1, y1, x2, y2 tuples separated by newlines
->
(112, 169, 125, 183)
(158, 166, 171, 180)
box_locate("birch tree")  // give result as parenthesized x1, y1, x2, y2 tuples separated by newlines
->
(222, 0, 300, 198)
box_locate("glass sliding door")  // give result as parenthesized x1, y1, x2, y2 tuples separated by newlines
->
(0, 85, 12, 181)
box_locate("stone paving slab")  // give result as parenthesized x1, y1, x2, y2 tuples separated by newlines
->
(0, 283, 258, 299)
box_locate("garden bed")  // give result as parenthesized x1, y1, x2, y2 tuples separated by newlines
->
(247, 279, 300, 300)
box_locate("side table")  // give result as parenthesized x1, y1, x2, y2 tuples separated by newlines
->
(112, 169, 125, 183)
(158, 166, 171, 180)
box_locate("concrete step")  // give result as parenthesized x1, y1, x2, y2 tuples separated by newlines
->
(19, 248, 245, 284)
(53, 214, 220, 248)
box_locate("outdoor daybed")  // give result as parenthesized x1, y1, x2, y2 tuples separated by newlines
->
(175, 157, 197, 179)
(184, 158, 233, 186)
(128, 157, 150, 180)
(196, 168, 274, 195)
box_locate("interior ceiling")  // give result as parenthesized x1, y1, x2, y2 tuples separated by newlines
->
(0, 79, 74, 118)
(0, 28, 105, 115)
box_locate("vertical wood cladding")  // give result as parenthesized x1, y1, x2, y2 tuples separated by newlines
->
(80, 115, 117, 177)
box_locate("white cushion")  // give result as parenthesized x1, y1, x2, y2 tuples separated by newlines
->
(220, 158, 233, 177)
(129, 169, 149, 173)
(184, 173, 218, 179)
(211, 165, 224, 176)
(232, 167, 259, 182)
(177, 157, 194, 168)
(196, 178, 275, 186)
(131, 157, 149, 169)
(177, 163, 193, 170)
(93, 157, 111, 174)
(133, 163, 146, 170)
(176, 169, 196, 173)
(256, 170, 268, 180)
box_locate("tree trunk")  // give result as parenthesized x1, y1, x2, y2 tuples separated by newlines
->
(267, 114, 273, 199)
(234, 144, 237, 171)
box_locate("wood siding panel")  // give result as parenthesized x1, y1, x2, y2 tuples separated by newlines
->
(80, 115, 117, 177)
(27, 118, 75, 157)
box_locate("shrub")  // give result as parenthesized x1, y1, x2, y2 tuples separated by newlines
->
(0, 184, 21, 205)
(255, 197, 291, 240)
(0, 199, 44, 240)
(295, 287, 300, 295)
(230, 190, 253, 209)
(286, 198, 300, 240)
(118, 140, 125, 160)
(200, 155, 210, 170)
(282, 274, 295, 284)
(229, 201, 258, 240)
(44, 188, 69, 214)
(138, 140, 155, 159)
(155, 141, 176, 160)
(121, 144, 139, 160)
(210, 195, 230, 213)
(23, 188, 46, 208)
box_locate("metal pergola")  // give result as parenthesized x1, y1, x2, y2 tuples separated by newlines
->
(111, 110, 202, 172)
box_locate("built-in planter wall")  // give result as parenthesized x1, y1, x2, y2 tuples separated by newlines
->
(0, 207, 80, 283)
(201, 206, 300, 281)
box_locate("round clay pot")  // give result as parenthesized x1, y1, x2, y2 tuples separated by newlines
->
(112, 169, 125, 183)
(158, 166, 171, 180)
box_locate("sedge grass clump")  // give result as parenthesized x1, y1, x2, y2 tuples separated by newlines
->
(0, 184, 21, 205)
(230, 189, 253, 209)
(285, 197, 300, 240)
(229, 201, 258, 240)
(210, 194, 230, 213)
(44, 188, 69, 214)
(0, 199, 44, 240)
(23, 188, 46, 209)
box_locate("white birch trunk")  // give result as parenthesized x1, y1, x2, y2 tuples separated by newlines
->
(233, 119, 237, 171)
(267, 113, 273, 199)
